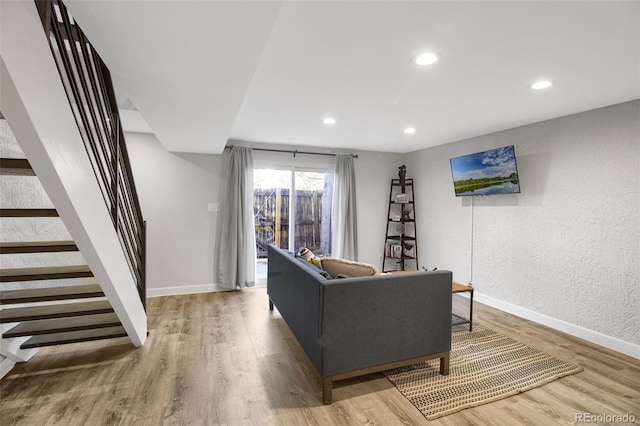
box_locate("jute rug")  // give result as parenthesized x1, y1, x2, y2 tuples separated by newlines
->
(384, 325, 583, 420)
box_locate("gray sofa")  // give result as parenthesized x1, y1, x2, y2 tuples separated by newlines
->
(267, 244, 452, 404)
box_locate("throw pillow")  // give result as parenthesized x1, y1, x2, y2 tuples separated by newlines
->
(321, 258, 379, 278)
(298, 247, 322, 269)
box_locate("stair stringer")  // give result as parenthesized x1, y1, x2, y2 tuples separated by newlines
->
(0, 357, 16, 379)
(0, 323, 38, 363)
(0, 2, 146, 347)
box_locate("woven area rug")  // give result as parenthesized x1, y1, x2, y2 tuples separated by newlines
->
(384, 325, 583, 420)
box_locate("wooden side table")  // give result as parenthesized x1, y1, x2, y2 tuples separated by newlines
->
(452, 282, 474, 331)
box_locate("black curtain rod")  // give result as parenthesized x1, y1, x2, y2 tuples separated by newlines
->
(226, 145, 358, 159)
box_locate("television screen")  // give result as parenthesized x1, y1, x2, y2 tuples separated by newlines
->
(450, 145, 520, 196)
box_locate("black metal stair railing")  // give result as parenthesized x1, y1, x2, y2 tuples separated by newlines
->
(34, 0, 146, 308)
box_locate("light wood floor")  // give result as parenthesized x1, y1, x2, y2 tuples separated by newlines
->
(1, 288, 638, 425)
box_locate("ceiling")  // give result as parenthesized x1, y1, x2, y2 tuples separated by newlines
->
(65, 1, 639, 155)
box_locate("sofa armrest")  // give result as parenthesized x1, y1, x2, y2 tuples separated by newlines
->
(321, 270, 452, 376)
(267, 245, 324, 373)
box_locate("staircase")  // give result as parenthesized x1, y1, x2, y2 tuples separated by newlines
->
(1, 0, 148, 378)
(0, 153, 127, 365)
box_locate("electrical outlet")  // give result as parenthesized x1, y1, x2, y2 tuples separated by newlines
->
(208, 203, 220, 212)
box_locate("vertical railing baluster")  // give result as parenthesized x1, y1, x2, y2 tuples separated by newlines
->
(112, 114, 120, 222)
(34, 0, 146, 309)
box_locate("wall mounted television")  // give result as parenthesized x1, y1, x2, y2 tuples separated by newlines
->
(449, 145, 521, 196)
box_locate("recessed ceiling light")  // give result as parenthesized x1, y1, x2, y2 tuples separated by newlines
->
(323, 117, 336, 125)
(529, 80, 553, 90)
(404, 127, 416, 134)
(413, 52, 439, 66)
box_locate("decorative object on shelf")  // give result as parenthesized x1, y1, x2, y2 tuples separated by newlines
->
(403, 243, 416, 258)
(395, 193, 409, 203)
(398, 164, 407, 187)
(383, 176, 419, 272)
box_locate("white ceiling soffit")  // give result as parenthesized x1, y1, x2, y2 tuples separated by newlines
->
(65, 1, 638, 154)
(64, 0, 284, 154)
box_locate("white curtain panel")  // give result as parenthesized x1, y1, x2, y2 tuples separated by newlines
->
(331, 154, 358, 260)
(217, 146, 256, 289)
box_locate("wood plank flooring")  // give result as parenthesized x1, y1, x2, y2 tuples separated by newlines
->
(1, 287, 638, 425)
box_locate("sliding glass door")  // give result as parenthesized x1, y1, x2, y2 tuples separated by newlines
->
(254, 168, 333, 279)
(292, 171, 333, 256)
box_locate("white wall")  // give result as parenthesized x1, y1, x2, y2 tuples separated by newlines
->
(353, 150, 405, 268)
(126, 135, 403, 294)
(407, 101, 639, 356)
(125, 132, 226, 296)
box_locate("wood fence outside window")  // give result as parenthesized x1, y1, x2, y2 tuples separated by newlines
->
(254, 188, 327, 257)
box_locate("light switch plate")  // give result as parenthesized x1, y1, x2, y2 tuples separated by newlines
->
(208, 203, 220, 212)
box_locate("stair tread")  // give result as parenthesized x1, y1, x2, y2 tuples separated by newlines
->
(3, 312, 121, 337)
(20, 326, 127, 349)
(0, 209, 59, 217)
(0, 284, 104, 304)
(0, 265, 92, 275)
(0, 300, 113, 323)
(0, 241, 78, 254)
(0, 158, 35, 176)
(0, 265, 93, 282)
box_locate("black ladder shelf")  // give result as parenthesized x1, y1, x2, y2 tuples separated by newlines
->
(382, 178, 419, 272)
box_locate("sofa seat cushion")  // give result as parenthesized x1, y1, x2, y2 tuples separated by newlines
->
(321, 258, 379, 278)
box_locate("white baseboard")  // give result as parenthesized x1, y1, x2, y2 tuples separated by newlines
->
(147, 284, 220, 297)
(147, 282, 267, 298)
(475, 292, 640, 360)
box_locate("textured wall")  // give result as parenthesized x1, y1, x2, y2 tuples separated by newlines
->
(0, 119, 84, 288)
(407, 101, 639, 346)
(1, 119, 83, 367)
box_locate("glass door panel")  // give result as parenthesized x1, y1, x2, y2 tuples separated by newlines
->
(254, 169, 291, 256)
(293, 171, 333, 257)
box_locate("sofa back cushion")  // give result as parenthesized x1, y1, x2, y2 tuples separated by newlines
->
(321, 258, 379, 278)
